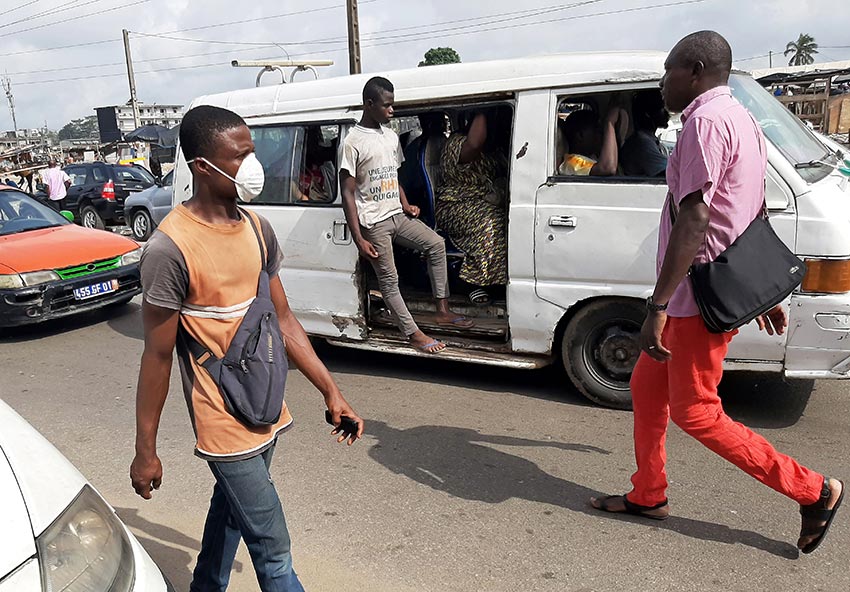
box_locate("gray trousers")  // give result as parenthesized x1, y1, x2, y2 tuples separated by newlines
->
(362, 213, 449, 336)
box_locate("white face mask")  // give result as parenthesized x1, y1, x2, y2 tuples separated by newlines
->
(190, 153, 265, 202)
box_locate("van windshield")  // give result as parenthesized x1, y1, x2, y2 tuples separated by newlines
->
(729, 73, 835, 183)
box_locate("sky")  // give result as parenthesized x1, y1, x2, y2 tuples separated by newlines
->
(0, 0, 848, 131)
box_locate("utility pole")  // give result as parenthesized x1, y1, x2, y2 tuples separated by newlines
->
(2, 74, 17, 135)
(345, 0, 362, 75)
(122, 29, 141, 130)
(769, 50, 773, 68)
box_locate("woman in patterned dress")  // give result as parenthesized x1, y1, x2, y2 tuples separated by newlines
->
(436, 110, 509, 304)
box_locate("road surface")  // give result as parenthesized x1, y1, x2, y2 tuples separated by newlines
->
(2, 298, 847, 591)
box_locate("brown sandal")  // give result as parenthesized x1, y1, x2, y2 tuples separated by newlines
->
(591, 495, 670, 521)
(798, 478, 844, 554)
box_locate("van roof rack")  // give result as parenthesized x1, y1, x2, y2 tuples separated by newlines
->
(231, 60, 334, 87)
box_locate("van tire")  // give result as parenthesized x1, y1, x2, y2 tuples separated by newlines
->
(561, 298, 646, 410)
(80, 205, 105, 230)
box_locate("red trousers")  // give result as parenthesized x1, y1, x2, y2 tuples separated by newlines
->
(627, 315, 823, 507)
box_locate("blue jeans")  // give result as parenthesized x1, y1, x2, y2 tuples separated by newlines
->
(190, 445, 305, 592)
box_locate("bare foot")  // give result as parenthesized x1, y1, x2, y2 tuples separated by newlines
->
(409, 331, 446, 354)
(589, 495, 670, 520)
(435, 310, 474, 328)
(798, 478, 844, 553)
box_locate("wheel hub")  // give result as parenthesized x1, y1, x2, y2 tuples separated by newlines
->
(595, 327, 640, 379)
(134, 215, 147, 236)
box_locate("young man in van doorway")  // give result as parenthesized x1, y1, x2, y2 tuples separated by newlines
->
(340, 76, 473, 354)
(589, 31, 843, 554)
(130, 105, 364, 591)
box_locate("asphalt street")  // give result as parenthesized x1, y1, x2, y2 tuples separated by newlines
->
(2, 297, 848, 592)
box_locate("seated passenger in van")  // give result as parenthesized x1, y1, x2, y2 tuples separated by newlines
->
(398, 112, 448, 221)
(620, 90, 670, 177)
(293, 130, 336, 202)
(437, 109, 509, 305)
(558, 108, 627, 176)
(340, 77, 474, 355)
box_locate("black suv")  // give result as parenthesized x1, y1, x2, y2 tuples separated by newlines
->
(40, 163, 156, 229)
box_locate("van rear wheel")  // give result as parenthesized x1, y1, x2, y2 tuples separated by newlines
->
(561, 299, 646, 410)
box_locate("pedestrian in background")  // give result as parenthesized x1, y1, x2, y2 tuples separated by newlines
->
(40, 158, 70, 210)
(131, 105, 364, 591)
(590, 30, 843, 555)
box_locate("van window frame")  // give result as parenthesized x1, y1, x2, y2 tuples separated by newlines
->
(548, 82, 670, 186)
(248, 119, 345, 208)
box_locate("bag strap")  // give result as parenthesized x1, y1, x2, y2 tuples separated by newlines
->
(180, 208, 269, 367)
(238, 206, 268, 268)
(667, 111, 770, 227)
(667, 192, 677, 225)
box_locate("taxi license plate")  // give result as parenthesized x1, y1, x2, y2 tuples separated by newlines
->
(73, 279, 119, 300)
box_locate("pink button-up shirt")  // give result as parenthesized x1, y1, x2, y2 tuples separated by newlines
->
(658, 86, 767, 317)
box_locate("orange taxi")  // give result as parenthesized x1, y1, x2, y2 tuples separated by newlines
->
(0, 185, 141, 327)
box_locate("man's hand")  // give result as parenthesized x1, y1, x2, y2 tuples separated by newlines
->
(355, 237, 379, 259)
(403, 204, 420, 218)
(639, 310, 672, 362)
(130, 453, 163, 500)
(325, 393, 365, 445)
(755, 304, 787, 336)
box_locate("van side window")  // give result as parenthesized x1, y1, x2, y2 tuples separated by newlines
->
(553, 90, 669, 182)
(250, 124, 341, 206)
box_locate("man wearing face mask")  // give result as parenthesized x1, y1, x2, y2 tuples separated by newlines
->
(131, 105, 364, 591)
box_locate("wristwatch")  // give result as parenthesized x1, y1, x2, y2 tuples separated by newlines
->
(646, 296, 668, 312)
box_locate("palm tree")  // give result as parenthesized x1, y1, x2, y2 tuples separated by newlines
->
(784, 34, 819, 66)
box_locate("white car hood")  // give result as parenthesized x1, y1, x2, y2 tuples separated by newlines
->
(0, 448, 35, 580)
(0, 400, 87, 539)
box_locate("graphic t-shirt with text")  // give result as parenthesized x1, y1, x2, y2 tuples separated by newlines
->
(340, 124, 405, 228)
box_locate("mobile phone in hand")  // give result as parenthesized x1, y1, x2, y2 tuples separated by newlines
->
(325, 410, 359, 434)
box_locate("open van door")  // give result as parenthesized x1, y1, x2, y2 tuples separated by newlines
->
(244, 121, 365, 340)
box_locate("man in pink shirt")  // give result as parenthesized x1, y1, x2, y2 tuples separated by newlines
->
(40, 159, 71, 211)
(590, 31, 843, 554)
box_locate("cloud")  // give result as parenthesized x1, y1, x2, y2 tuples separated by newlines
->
(0, 0, 847, 130)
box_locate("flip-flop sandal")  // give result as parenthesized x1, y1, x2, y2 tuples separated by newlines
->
(592, 495, 670, 521)
(436, 316, 475, 328)
(412, 340, 446, 354)
(799, 478, 844, 554)
(469, 289, 491, 306)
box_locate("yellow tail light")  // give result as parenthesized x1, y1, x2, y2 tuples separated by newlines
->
(801, 259, 850, 294)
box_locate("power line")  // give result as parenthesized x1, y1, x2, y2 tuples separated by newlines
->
(0, 38, 120, 58)
(129, 0, 607, 48)
(6, 44, 283, 77)
(155, 0, 379, 36)
(0, 0, 100, 31)
(10, 0, 608, 79)
(11, 0, 707, 87)
(0, 0, 151, 39)
(0, 1, 373, 56)
(285, 0, 707, 55)
(0, 0, 40, 18)
(736, 52, 773, 64)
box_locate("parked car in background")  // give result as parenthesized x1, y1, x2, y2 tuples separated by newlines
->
(123, 169, 174, 241)
(0, 398, 175, 591)
(0, 186, 141, 327)
(36, 163, 156, 229)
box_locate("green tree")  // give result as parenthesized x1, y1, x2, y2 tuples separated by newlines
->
(784, 33, 819, 66)
(58, 115, 99, 140)
(418, 47, 461, 67)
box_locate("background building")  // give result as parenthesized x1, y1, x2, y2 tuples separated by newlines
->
(95, 102, 183, 143)
(0, 128, 47, 151)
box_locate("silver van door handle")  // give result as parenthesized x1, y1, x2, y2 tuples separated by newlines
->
(332, 219, 351, 244)
(548, 215, 577, 228)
